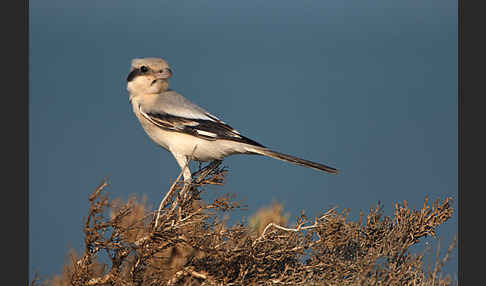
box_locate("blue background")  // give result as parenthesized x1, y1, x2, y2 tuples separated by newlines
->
(30, 0, 458, 280)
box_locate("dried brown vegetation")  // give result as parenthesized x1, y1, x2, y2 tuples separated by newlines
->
(36, 162, 456, 285)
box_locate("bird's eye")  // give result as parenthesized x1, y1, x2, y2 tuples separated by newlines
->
(140, 66, 148, 73)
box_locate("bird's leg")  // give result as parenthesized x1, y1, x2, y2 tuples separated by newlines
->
(173, 154, 192, 196)
(182, 166, 192, 184)
(181, 163, 192, 196)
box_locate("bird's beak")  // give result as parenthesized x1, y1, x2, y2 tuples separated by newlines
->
(154, 68, 172, 80)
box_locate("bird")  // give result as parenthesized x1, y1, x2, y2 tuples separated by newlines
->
(126, 57, 338, 182)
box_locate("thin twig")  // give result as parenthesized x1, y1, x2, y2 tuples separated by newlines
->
(154, 168, 186, 230)
(254, 207, 336, 246)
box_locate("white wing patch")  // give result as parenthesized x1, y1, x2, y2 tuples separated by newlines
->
(183, 121, 200, 127)
(195, 130, 218, 137)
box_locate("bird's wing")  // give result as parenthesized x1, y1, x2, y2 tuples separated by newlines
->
(138, 104, 265, 147)
(149, 90, 221, 121)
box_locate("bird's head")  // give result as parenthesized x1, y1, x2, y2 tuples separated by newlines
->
(126, 57, 172, 96)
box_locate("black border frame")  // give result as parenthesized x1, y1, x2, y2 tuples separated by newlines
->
(3, 0, 29, 284)
(459, 0, 485, 284)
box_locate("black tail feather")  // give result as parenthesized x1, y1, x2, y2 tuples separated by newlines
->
(253, 148, 339, 174)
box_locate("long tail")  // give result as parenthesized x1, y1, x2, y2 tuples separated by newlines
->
(250, 148, 339, 174)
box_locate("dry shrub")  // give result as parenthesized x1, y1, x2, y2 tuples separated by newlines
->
(35, 162, 456, 285)
(249, 202, 290, 235)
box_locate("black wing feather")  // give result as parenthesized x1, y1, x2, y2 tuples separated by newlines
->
(145, 111, 265, 147)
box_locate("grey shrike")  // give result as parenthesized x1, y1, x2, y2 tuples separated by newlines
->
(126, 57, 338, 182)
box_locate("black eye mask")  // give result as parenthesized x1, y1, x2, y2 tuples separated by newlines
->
(126, 68, 145, 82)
